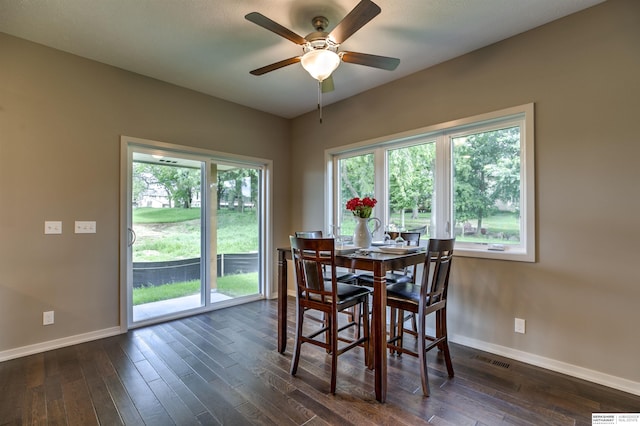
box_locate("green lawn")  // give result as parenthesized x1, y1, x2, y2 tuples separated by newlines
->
(132, 207, 258, 261)
(133, 207, 201, 223)
(132, 207, 260, 302)
(133, 273, 259, 305)
(354, 210, 520, 242)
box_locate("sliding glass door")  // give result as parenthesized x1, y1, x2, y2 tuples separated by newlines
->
(123, 138, 268, 328)
(129, 151, 206, 324)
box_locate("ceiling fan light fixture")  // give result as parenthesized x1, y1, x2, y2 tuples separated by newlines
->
(301, 49, 340, 82)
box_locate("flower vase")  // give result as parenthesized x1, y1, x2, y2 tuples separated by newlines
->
(353, 216, 381, 248)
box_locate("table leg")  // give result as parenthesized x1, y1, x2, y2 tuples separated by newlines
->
(372, 262, 387, 403)
(277, 249, 288, 354)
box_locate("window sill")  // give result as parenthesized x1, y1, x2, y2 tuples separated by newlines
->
(454, 245, 535, 262)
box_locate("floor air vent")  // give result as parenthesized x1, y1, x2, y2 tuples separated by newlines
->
(473, 354, 510, 369)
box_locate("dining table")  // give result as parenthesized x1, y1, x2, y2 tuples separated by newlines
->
(276, 245, 427, 403)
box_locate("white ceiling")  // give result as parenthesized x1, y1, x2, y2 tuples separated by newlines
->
(0, 0, 604, 119)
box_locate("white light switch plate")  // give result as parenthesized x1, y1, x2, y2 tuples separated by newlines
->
(45, 221, 62, 234)
(75, 221, 96, 233)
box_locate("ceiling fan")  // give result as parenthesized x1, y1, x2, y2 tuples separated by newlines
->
(245, 0, 400, 94)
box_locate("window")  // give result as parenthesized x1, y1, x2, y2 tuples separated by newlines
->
(336, 152, 374, 236)
(327, 104, 535, 261)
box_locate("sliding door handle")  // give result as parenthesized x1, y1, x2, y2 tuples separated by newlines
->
(128, 228, 137, 247)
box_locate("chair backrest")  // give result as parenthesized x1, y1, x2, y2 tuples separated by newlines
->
(408, 225, 428, 235)
(420, 238, 455, 309)
(400, 232, 421, 246)
(295, 230, 323, 238)
(290, 236, 337, 305)
(391, 232, 421, 276)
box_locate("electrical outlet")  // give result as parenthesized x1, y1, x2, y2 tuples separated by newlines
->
(514, 318, 525, 334)
(43, 311, 54, 325)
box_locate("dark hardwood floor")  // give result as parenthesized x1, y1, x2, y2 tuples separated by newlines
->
(1, 298, 639, 425)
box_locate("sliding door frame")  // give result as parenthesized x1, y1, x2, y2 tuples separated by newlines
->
(119, 136, 273, 332)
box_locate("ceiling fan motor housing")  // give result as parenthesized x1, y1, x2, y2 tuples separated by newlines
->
(311, 16, 329, 31)
(303, 34, 338, 54)
(304, 17, 338, 54)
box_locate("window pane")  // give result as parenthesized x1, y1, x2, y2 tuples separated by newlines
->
(452, 126, 521, 244)
(337, 153, 374, 235)
(387, 142, 435, 237)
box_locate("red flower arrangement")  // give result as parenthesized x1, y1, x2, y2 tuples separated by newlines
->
(346, 196, 377, 218)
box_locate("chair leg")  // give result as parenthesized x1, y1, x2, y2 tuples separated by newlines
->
(290, 304, 305, 376)
(353, 305, 361, 339)
(411, 313, 417, 335)
(330, 313, 338, 394)
(362, 298, 370, 368)
(435, 311, 445, 352)
(389, 307, 397, 355)
(324, 312, 330, 353)
(417, 311, 431, 396)
(396, 309, 405, 356)
(439, 309, 454, 377)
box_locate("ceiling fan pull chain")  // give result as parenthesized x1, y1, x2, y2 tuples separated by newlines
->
(318, 80, 323, 124)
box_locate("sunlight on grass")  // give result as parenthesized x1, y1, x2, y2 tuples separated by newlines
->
(133, 273, 259, 305)
(132, 208, 258, 261)
(133, 207, 202, 223)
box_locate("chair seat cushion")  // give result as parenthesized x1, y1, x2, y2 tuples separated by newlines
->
(357, 272, 413, 285)
(386, 282, 420, 304)
(330, 282, 372, 303)
(323, 272, 359, 284)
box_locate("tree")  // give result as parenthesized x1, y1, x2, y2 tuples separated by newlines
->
(133, 163, 201, 208)
(217, 168, 259, 212)
(340, 153, 375, 205)
(388, 143, 435, 221)
(453, 127, 520, 232)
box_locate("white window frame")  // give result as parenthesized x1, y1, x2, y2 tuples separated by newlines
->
(119, 136, 274, 331)
(325, 103, 535, 262)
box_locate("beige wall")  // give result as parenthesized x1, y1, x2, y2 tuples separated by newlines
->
(0, 33, 290, 352)
(1, 0, 639, 394)
(291, 0, 640, 390)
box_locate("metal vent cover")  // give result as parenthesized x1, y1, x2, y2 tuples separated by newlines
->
(473, 354, 511, 369)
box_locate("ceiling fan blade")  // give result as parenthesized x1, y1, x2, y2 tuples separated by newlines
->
(341, 51, 400, 71)
(321, 76, 334, 93)
(328, 0, 381, 44)
(245, 12, 307, 45)
(250, 56, 301, 76)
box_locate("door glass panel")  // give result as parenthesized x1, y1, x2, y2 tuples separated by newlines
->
(130, 152, 204, 323)
(212, 164, 261, 302)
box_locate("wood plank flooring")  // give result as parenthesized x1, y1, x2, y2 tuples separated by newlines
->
(1, 298, 639, 425)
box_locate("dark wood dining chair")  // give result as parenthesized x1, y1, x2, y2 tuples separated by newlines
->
(356, 232, 421, 286)
(289, 236, 372, 394)
(295, 231, 358, 284)
(386, 238, 455, 396)
(294, 230, 359, 338)
(356, 232, 422, 344)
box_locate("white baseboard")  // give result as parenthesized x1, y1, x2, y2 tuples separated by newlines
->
(0, 327, 123, 362)
(450, 333, 640, 397)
